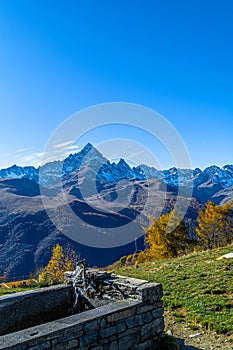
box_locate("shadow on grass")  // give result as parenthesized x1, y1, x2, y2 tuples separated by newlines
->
(176, 337, 203, 350)
(159, 335, 203, 350)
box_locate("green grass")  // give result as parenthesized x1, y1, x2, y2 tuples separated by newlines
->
(0, 285, 40, 296)
(114, 244, 233, 336)
(0, 288, 32, 296)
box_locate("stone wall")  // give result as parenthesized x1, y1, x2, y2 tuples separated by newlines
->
(0, 285, 74, 336)
(0, 274, 164, 350)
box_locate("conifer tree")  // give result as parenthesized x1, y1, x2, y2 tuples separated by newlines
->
(196, 201, 233, 250)
(144, 209, 188, 260)
(40, 244, 77, 284)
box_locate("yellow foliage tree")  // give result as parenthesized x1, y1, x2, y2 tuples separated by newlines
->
(141, 209, 189, 260)
(196, 201, 233, 250)
(39, 244, 77, 284)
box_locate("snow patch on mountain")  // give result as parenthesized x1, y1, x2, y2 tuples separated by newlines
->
(0, 144, 232, 190)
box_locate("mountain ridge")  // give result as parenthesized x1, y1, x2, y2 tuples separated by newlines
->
(0, 143, 232, 189)
(0, 143, 232, 278)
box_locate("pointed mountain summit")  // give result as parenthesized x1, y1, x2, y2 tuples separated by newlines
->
(0, 143, 232, 191)
(81, 142, 95, 153)
(0, 145, 232, 277)
(115, 158, 138, 179)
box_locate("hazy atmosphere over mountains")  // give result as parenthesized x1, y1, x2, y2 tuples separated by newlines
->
(0, 144, 232, 278)
(0, 1, 233, 286)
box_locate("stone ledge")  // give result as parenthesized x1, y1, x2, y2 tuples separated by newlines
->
(0, 285, 75, 336)
(0, 284, 70, 303)
(137, 283, 163, 303)
(0, 271, 164, 350)
(0, 300, 140, 349)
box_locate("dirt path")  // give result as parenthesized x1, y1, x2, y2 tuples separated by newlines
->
(164, 311, 233, 350)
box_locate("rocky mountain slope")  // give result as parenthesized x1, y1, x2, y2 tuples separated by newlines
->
(0, 143, 232, 278)
(1, 143, 232, 194)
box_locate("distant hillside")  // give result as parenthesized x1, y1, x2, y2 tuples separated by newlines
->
(0, 144, 232, 204)
(0, 144, 232, 278)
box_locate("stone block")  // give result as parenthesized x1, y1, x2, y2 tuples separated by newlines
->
(140, 317, 164, 342)
(141, 311, 153, 324)
(152, 308, 164, 319)
(125, 315, 143, 328)
(136, 304, 155, 314)
(118, 328, 140, 350)
(99, 326, 117, 338)
(106, 307, 136, 323)
(116, 322, 127, 333)
(99, 335, 117, 345)
(125, 312, 153, 329)
(50, 342, 70, 350)
(51, 332, 81, 346)
(27, 342, 51, 350)
(63, 327, 83, 339)
(136, 302, 162, 314)
(99, 318, 107, 328)
(83, 319, 98, 333)
(79, 333, 98, 347)
(67, 338, 79, 348)
(137, 283, 163, 304)
(104, 340, 118, 350)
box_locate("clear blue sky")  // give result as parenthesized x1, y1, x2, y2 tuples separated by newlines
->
(0, 0, 232, 170)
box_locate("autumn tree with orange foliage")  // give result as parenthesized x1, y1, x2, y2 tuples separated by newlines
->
(196, 201, 233, 250)
(138, 209, 189, 262)
(39, 244, 77, 284)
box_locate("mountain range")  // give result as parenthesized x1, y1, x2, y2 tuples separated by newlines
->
(1, 143, 233, 191)
(0, 143, 232, 278)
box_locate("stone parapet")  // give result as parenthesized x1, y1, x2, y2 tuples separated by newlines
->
(0, 271, 164, 349)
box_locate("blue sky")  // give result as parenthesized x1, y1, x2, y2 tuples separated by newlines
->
(0, 0, 232, 170)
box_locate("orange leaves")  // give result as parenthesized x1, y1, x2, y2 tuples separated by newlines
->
(144, 210, 188, 260)
(196, 201, 233, 250)
(39, 244, 77, 284)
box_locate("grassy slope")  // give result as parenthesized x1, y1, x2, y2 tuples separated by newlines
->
(114, 244, 233, 336)
(0, 286, 39, 296)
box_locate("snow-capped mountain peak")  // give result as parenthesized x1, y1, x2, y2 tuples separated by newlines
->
(0, 143, 232, 189)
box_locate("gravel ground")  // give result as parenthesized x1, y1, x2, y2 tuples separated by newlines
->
(164, 311, 233, 350)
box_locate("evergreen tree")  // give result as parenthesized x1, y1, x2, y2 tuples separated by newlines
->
(143, 209, 189, 260)
(40, 244, 77, 284)
(196, 201, 233, 250)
